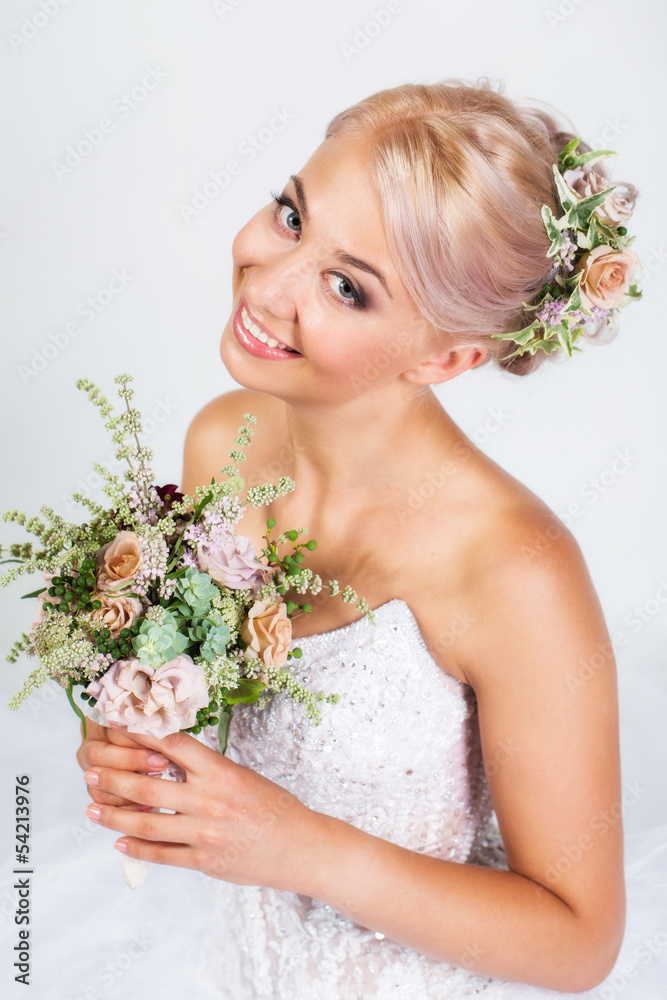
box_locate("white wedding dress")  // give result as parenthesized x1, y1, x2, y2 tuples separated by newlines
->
(192, 600, 667, 999)
(2, 599, 666, 999)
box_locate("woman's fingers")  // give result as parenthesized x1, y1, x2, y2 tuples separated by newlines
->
(83, 741, 170, 775)
(84, 766, 186, 812)
(113, 837, 196, 869)
(115, 727, 224, 778)
(77, 721, 172, 807)
(85, 798, 191, 844)
(105, 726, 150, 750)
(86, 786, 154, 809)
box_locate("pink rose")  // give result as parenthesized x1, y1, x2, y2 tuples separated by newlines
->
(197, 529, 272, 590)
(92, 592, 142, 635)
(576, 244, 642, 310)
(563, 168, 637, 227)
(96, 531, 142, 593)
(85, 655, 209, 738)
(241, 601, 292, 672)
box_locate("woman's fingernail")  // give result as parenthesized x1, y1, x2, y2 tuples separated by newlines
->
(84, 770, 99, 786)
(148, 753, 169, 767)
(87, 805, 102, 821)
(114, 839, 129, 853)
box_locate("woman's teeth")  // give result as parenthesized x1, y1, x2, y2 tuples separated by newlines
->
(241, 306, 294, 352)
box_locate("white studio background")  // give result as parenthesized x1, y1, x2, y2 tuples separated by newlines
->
(0, 0, 665, 997)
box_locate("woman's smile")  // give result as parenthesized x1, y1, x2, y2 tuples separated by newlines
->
(232, 294, 303, 361)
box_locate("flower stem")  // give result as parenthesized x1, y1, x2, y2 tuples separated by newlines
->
(217, 702, 233, 755)
(66, 682, 87, 739)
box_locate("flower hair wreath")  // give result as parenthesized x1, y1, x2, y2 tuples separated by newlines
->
(491, 138, 643, 361)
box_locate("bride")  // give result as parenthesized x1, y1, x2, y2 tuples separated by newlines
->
(75, 78, 662, 998)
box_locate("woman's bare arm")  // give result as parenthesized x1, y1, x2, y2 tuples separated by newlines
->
(297, 523, 624, 992)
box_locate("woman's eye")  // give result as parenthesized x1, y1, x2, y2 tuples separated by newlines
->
(270, 191, 301, 234)
(326, 272, 361, 306)
(278, 203, 301, 233)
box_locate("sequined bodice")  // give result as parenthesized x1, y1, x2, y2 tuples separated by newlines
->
(199, 599, 507, 999)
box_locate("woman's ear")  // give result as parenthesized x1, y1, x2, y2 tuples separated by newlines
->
(403, 345, 487, 386)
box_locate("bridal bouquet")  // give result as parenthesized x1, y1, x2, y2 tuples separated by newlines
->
(2, 374, 372, 753)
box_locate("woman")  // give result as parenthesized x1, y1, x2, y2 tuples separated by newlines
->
(76, 79, 663, 997)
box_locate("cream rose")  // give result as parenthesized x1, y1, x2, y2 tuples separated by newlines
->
(241, 601, 292, 671)
(96, 531, 142, 592)
(92, 592, 142, 634)
(564, 167, 637, 227)
(85, 655, 209, 738)
(576, 244, 642, 310)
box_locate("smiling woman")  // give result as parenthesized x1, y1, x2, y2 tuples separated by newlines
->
(74, 77, 666, 1000)
(219, 131, 446, 410)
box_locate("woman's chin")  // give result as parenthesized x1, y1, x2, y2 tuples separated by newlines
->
(219, 330, 281, 393)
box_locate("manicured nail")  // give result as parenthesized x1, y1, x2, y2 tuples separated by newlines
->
(87, 805, 102, 821)
(114, 839, 129, 853)
(148, 753, 169, 767)
(84, 770, 99, 786)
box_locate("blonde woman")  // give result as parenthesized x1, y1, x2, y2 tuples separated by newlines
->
(77, 79, 666, 998)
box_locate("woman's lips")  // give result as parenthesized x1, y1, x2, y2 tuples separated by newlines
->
(232, 297, 302, 361)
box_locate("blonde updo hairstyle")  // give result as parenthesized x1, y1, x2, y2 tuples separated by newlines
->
(324, 78, 630, 376)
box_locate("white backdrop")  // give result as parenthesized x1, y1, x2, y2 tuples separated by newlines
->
(0, 1, 665, 997)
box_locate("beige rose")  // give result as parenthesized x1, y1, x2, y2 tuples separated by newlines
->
(241, 601, 292, 671)
(97, 531, 142, 592)
(92, 592, 142, 635)
(564, 168, 637, 227)
(576, 245, 642, 310)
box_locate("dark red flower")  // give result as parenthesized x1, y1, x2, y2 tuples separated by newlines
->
(155, 484, 184, 511)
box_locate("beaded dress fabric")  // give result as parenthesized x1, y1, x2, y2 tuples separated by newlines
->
(197, 599, 509, 999)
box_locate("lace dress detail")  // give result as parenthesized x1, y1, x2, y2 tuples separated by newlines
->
(197, 599, 509, 999)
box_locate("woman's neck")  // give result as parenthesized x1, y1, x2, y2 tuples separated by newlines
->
(276, 383, 464, 502)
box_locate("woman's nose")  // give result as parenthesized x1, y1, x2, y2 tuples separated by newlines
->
(246, 243, 317, 323)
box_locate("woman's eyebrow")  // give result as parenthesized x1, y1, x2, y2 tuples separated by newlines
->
(289, 173, 393, 300)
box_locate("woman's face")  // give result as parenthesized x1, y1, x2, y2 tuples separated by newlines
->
(219, 133, 440, 406)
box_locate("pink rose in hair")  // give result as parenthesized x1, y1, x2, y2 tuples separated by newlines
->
(86, 655, 209, 738)
(576, 244, 641, 310)
(196, 528, 271, 591)
(563, 167, 637, 227)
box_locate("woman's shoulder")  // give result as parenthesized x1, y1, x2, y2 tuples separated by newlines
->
(408, 442, 584, 585)
(182, 389, 284, 493)
(405, 451, 598, 686)
(185, 388, 283, 446)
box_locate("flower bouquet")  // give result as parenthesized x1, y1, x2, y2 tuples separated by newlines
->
(2, 374, 372, 884)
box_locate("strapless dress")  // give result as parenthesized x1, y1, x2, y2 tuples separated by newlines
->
(192, 599, 667, 1000)
(3, 599, 665, 999)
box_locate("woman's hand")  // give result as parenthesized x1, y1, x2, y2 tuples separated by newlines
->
(81, 725, 322, 891)
(76, 718, 170, 810)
